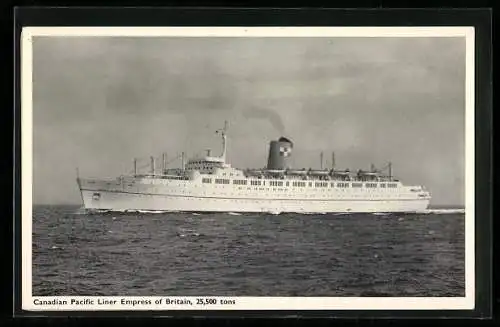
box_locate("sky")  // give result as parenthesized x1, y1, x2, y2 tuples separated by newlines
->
(31, 36, 466, 206)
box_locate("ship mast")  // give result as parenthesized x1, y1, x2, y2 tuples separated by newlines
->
(216, 121, 228, 162)
(162, 152, 167, 174)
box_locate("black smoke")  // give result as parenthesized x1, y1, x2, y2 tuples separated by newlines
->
(242, 107, 285, 135)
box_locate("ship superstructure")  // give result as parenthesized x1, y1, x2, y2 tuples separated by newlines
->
(76, 121, 431, 213)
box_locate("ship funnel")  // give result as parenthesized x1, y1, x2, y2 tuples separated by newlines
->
(266, 136, 293, 170)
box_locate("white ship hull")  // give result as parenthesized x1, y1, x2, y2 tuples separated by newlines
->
(79, 187, 430, 214)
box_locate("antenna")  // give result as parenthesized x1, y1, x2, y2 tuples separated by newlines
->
(388, 161, 392, 179)
(320, 151, 324, 170)
(162, 153, 167, 173)
(150, 156, 155, 175)
(331, 151, 336, 170)
(215, 120, 229, 162)
(75, 167, 82, 189)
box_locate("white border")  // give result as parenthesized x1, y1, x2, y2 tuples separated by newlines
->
(20, 26, 475, 311)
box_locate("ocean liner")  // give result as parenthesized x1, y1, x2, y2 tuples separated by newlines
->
(76, 121, 431, 213)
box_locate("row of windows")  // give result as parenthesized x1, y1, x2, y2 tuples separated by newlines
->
(128, 184, 413, 197)
(191, 165, 212, 169)
(163, 191, 410, 198)
(202, 178, 398, 188)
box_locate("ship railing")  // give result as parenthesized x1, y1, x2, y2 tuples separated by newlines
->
(157, 175, 189, 180)
(133, 173, 189, 180)
(78, 176, 118, 183)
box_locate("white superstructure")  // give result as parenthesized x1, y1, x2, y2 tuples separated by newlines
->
(77, 121, 431, 213)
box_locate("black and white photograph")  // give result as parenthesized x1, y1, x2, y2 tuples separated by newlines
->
(20, 26, 476, 311)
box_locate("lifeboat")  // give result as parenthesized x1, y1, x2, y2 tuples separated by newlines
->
(360, 172, 378, 176)
(308, 169, 330, 176)
(286, 169, 308, 175)
(332, 170, 350, 175)
(266, 169, 285, 174)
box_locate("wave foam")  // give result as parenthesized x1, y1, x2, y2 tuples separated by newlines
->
(420, 209, 465, 214)
(134, 210, 169, 214)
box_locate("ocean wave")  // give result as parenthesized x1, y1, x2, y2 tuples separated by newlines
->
(71, 207, 89, 215)
(420, 209, 465, 214)
(85, 209, 180, 214)
(177, 231, 201, 238)
(132, 209, 170, 214)
(32, 204, 465, 297)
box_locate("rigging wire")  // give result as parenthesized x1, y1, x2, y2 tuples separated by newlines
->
(124, 149, 209, 175)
